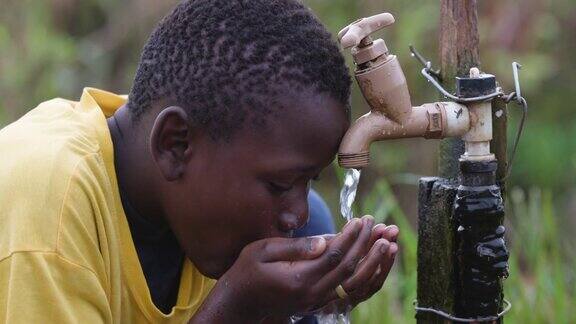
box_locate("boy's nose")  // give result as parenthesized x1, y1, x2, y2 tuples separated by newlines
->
(278, 208, 309, 233)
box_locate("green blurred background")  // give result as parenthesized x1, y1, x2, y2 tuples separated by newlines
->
(1, 0, 574, 322)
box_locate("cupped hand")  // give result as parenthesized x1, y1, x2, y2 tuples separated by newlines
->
(211, 217, 367, 321)
(310, 218, 399, 313)
(193, 216, 399, 323)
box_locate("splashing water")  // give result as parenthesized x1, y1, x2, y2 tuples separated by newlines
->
(290, 308, 352, 324)
(290, 169, 361, 324)
(333, 168, 362, 324)
(340, 168, 362, 221)
(316, 307, 353, 324)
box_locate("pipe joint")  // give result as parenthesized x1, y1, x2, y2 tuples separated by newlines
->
(458, 69, 497, 161)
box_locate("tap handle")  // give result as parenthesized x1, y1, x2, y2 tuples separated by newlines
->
(338, 13, 395, 49)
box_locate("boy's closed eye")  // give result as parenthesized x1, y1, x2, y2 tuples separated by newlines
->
(266, 173, 321, 194)
(268, 181, 294, 193)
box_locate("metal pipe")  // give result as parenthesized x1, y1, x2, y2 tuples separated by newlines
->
(338, 102, 470, 168)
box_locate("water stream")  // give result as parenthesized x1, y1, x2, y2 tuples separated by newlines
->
(340, 168, 361, 222)
(331, 168, 362, 324)
(291, 168, 361, 324)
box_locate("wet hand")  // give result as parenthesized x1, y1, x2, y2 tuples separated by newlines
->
(341, 221, 398, 306)
(191, 216, 398, 323)
(263, 215, 399, 314)
(315, 217, 399, 311)
(201, 217, 368, 322)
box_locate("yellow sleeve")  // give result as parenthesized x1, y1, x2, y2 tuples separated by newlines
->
(0, 251, 112, 323)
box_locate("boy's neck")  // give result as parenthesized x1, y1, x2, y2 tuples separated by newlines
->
(106, 105, 166, 225)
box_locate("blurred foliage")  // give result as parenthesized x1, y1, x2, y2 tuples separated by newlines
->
(1, 0, 575, 321)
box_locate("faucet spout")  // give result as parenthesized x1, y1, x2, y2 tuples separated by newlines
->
(338, 102, 470, 169)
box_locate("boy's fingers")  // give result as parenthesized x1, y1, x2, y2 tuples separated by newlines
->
(367, 224, 398, 251)
(275, 220, 361, 279)
(311, 216, 374, 293)
(326, 241, 398, 304)
(382, 225, 399, 243)
(259, 217, 364, 263)
(366, 242, 397, 295)
(317, 234, 337, 243)
(346, 239, 389, 288)
(259, 236, 327, 262)
(359, 216, 377, 256)
(367, 224, 386, 248)
(323, 239, 389, 301)
(313, 218, 363, 271)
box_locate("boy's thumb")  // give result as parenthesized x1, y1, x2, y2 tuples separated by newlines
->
(261, 236, 327, 262)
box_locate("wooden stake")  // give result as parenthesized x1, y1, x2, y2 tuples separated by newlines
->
(416, 1, 502, 323)
(492, 97, 508, 195)
(438, 0, 479, 179)
(416, 178, 457, 324)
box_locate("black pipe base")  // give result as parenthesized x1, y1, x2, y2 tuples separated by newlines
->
(454, 159, 509, 319)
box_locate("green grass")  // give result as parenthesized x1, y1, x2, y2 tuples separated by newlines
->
(343, 177, 576, 323)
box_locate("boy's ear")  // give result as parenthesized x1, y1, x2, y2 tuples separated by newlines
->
(149, 106, 194, 181)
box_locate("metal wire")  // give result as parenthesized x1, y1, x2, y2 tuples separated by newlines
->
(409, 44, 441, 80)
(512, 62, 522, 100)
(420, 68, 504, 103)
(409, 45, 504, 103)
(409, 45, 528, 181)
(414, 299, 512, 322)
(501, 92, 528, 182)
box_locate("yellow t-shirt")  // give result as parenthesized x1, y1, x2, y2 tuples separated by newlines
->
(0, 88, 214, 323)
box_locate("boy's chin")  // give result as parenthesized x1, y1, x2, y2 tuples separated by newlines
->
(193, 256, 237, 280)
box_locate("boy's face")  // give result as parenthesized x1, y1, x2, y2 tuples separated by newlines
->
(161, 89, 349, 279)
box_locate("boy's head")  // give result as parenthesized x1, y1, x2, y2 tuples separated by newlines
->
(125, 0, 351, 278)
(128, 0, 351, 140)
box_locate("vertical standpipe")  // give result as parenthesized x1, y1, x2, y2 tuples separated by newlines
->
(454, 160, 508, 318)
(455, 69, 509, 319)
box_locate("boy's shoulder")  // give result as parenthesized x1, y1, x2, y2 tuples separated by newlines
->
(0, 97, 114, 263)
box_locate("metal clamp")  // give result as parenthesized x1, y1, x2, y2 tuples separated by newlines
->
(414, 299, 512, 322)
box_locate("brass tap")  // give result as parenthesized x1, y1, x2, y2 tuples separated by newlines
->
(337, 13, 470, 169)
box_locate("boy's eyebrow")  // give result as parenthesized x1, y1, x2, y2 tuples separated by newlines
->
(277, 165, 319, 174)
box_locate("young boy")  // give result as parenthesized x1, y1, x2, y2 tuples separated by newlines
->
(0, 0, 398, 322)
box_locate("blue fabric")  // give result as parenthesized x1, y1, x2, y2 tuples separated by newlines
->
(294, 189, 336, 237)
(293, 189, 336, 324)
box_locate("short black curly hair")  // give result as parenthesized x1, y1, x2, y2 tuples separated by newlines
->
(128, 0, 351, 140)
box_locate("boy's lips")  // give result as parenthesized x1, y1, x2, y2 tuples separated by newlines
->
(271, 228, 294, 239)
